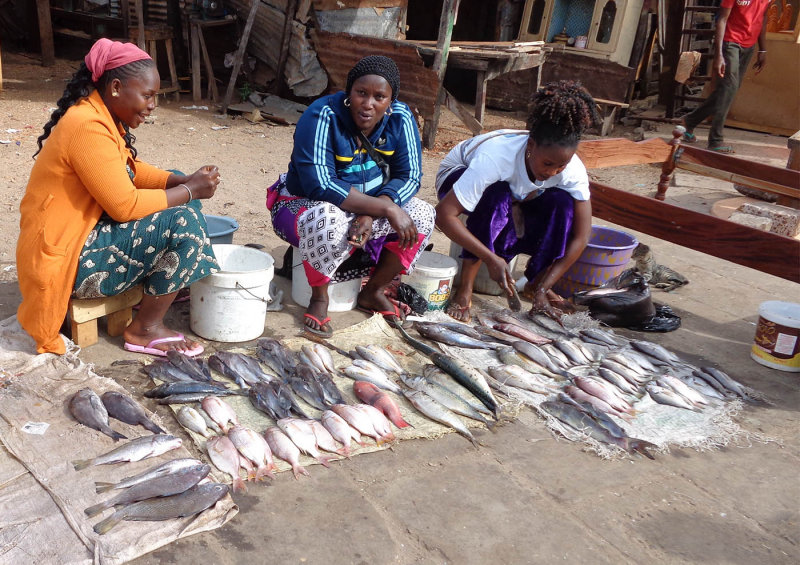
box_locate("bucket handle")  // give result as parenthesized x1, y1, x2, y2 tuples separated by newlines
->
(235, 282, 270, 303)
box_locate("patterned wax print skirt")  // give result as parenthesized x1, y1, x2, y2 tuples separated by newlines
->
(72, 200, 219, 299)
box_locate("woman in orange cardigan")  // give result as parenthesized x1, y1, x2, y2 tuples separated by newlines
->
(17, 39, 221, 356)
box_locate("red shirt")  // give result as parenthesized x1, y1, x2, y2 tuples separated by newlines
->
(721, 0, 770, 48)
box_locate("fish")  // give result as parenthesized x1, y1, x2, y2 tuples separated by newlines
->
(487, 365, 559, 395)
(314, 370, 345, 406)
(691, 368, 729, 396)
(403, 390, 479, 447)
(308, 419, 347, 456)
(85, 463, 210, 518)
(209, 351, 273, 388)
(420, 366, 493, 416)
(156, 392, 240, 405)
(101, 391, 165, 435)
(631, 339, 684, 367)
(497, 347, 566, 381)
(492, 322, 552, 346)
(93, 482, 229, 535)
(311, 343, 338, 374)
(656, 375, 709, 407)
(526, 312, 577, 338)
(72, 435, 182, 471)
(597, 367, 641, 396)
(321, 410, 363, 456)
(541, 399, 655, 458)
(206, 436, 247, 493)
(257, 337, 299, 379)
(299, 345, 327, 374)
(540, 343, 571, 368)
(249, 381, 290, 420)
(196, 406, 224, 434)
(680, 374, 727, 400)
(572, 269, 656, 327)
(277, 418, 333, 467)
(352, 404, 396, 443)
(564, 385, 631, 420)
(507, 283, 522, 312)
(355, 345, 406, 375)
(645, 383, 699, 411)
(264, 427, 310, 479)
(143, 360, 196, 384)
(415, 322, 499, 350)
(512, 340, 564, 374)
(201, 396, 239, 433)
(228, 425, 276, 481)
(400, 374, 495, 429)
(68, 388, 127, 442)
(343, 360, 402, 394)
(698, 366, 752, 399)
(144, 381, 231, 398)
(330, 404, 383, 445)
(474, 326, 518, 346)
(288, 364, 328, 410)
(599, 358, 649, 386)
(166, 350, 213, 383)
(553, 340, 593, 365)
(353, 381, 412, 428)
(574, 376, 634, 414)
(176, 406, 213, 438)
(579, 328, 627, 348)
(429, 321, 483, 339)
(94, 458, 203, 494)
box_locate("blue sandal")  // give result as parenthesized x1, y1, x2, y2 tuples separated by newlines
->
(682, 131, 698, 143)
(709, 146, 735, 154)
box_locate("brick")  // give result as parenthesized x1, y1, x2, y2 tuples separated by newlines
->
(738, 201, 800, 237)
(728, 212, 772, 231)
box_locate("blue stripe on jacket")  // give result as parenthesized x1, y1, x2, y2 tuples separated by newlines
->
(285, 91, 423, 207)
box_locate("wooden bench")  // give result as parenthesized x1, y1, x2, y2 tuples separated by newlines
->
(68, 285, 143, 348)
(576, 128, 800, 284)
(593, 98, 630, 137)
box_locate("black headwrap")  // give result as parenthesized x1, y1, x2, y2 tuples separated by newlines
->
(345, 55, 400, 101)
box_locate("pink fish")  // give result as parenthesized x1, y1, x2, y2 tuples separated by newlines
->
(206, 436, 246, 493)
(264, 427, 309, 480)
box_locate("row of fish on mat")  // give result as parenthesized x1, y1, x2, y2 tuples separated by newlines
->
(67, 389, 228, 535)
(402, 310, 759, 458)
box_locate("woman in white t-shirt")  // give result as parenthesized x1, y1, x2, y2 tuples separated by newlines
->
(435, 81, 600, 321)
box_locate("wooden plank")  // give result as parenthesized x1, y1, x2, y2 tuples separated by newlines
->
(677, 161, 800, 200)
(35, 0, 55, 67)
(443, 89, 482, 135)
(589, 182, 800, 283)
(134, 0, 145, 50)
(222, 0, 260, 114)
(273, 0, 298, 96)
(577, 137, 672, 169)
(69, 286, 144, 324)
(0, 38, 3, 92)
(422, 0, 460, 149)
(312, 0, 406, 9)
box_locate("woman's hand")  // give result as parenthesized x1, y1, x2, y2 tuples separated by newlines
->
(185, 165, 221, 200)
(386, 205, 418, 250)
(348, 215, 373, 248)
(485, 254, 515, 296)
(530, 288, 564, 319)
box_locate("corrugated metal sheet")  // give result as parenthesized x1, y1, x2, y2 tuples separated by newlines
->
(311, 30, 439, 120)
(227, 0, 287, 71)
(315, 7, 405, 38)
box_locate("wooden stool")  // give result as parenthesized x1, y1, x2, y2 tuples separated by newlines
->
(68, 286, 143, 348)
(190, 16, 237, 103)
(129, 25, 180, 104)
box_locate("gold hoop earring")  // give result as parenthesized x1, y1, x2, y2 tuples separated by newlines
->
(343, 97, 351, 107)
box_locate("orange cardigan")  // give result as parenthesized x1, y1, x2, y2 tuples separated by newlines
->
(17, 90, 170, 354)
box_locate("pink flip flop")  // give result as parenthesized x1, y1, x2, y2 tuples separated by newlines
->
(123, 333, 204, 357)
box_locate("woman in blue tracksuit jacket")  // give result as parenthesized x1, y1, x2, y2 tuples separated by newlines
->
(267, 55, 435, 336)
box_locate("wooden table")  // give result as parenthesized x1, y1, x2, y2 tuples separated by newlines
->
(190, 16, 237, 103)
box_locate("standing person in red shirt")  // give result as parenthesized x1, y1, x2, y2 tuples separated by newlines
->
(681, 0, 770, 153)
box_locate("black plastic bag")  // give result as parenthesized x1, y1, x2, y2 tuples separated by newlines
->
(396, 283, 429, 315)
(627, 304, 682, 332)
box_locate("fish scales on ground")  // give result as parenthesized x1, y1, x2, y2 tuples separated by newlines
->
(93, 483, 229, 535)
(352, 404, 396, 443)
(415, 322, 498, 350)
(228, 425, 277, 481)
(95, 458, 203, 494)
(541, 399, 655, 459)
(176, 405, 214, 438)
(145, 381, 230, 398)
(101, 391, 165, 434)
(73, 435, 183, 471)
(209, 351, 274, 388)
(201, 396, 239, 433)
(399, 374, 494, 429)
(277, 418, 332, 467)
(85, 463, 210, 518)
(206, 436, 247, 492)
(321, 410, 363, 456)
(343, 360, 402, 394)
(264, 427, 310, 479)
(69, 388, 127, 442)
(257, 337, 299, 379)
(403, 390, 479, 447)
(421, 365, 493, 416)
(353, 381, 412, 428)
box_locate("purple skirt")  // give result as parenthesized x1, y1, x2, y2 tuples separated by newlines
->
(438, 167, 576, 281)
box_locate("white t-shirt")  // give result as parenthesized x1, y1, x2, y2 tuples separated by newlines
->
(436, 129, 590, 213)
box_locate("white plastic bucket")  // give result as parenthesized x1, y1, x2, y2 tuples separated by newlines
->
(290, 247, 361, 312)
(190, 244, 274, 342)
(751, 300, 800, 372)
(404, 251, 459, 311)
(448, 241, 519, 296)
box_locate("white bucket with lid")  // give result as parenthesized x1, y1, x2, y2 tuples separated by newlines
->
(404, 251, 459, 311)
(291, 247, 361, 312)
(751, 300, 800, 372)
(448, 241, 519, 296)
(190, 244, 274, 342)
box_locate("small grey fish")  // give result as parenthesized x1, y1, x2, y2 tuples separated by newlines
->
(430, 321, 483, 340)
(415, 322, 499, 350)
(579, 328, 627, 347)
(69, 388, 126, 442)
(699, 366, 750, 399)
(143, 361, 194, 384)
(144, 381, 229, 399)
(645, 383, 699, 411)
(166, 350, 211, 383)
(94, 458, 202, 494)
(177, 405, 213, 438)
(73, 435, 183, 471)
(85, 463, 210, 518)
(93, 482, 229, 535)
(257, 337, 298, 379)
(400, 374, 494, 429)
(209, 351, 273, 388)
(553, 340, 592, 366)
(631, 340, 684, 367)
(101, 391, 165, 434)
(403, 390, 479, 446)
(343, 361, 402, 394)
(512, 340, 563, 374)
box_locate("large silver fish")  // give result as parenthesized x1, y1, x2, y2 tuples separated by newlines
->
(400, 374, 494, 429)
(342, 360, 402, 394)
(72, 435, 182, 471)
(645, 383, 699, 411)
(355, 345, 406, 375)
(403, 390, 479, 446)
(94, 458, 203, 494)
(69, 388, 126, 442)
(415, 322, 499, 350)
(421, 365, 493, 416)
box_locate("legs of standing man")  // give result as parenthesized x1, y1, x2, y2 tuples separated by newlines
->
(707, 42, 754, 149)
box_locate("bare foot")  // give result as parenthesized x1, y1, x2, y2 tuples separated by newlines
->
(445, 288, 472, 322)
(123, 324, 200, 354)
(357, 286, 403, 323)
(304, 297, 332, 334)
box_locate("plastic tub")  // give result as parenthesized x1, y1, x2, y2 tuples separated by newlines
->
(404, 251, 459, 311)
(449, 241, 519, 296)
(291, 247, 361, 312)
(190, 244, 274, 342)
(553, 225, 638, 297)
(751, 300, 800, 372)
(204, 214, 239, 245)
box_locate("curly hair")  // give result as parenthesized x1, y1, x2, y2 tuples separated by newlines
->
(34, 58, 156, 159)
(527, 80, 600, 148)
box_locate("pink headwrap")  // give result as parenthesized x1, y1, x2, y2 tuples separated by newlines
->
(84, 38, 151, 83)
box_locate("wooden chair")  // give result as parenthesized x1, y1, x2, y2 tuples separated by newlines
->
(68, 285, 143, 348)
(129, 24, 180, 103)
